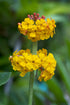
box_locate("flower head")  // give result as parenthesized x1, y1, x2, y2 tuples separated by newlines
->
(9, 49, 41, 77)
(18, 13, 56, 42)
(9, 49, 56, 81)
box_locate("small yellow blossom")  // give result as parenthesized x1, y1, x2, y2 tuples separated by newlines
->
(38, 70, 54, 81)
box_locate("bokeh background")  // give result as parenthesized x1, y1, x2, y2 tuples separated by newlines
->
(0, 0, 70, 105)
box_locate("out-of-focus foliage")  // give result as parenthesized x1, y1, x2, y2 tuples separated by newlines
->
(0, 72, 11, 86)
(0, 0, 70, 105)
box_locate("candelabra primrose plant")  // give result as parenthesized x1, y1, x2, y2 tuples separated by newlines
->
(9, 13, 56, 105)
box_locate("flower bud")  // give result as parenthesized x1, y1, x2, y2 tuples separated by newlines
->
(33, 12, 36, 16)
(37, 13, 39, 17)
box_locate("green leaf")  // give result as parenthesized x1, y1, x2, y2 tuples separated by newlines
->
(66, 40, 70, 58)
(66, 60, 70, 74)
(0, 72, 11, 86)
(47, 78, 67, 104)
(55, 54, 70, 94)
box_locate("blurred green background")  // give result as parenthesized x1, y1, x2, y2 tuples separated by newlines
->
(0, 0, 70, 105)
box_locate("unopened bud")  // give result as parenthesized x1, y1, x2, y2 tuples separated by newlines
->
(31, 15, 33, 17)
(33, 12, 36, 16)
(31, 15, 34, 19)
(41, 16, 45, 19)
(28, 14, 30, 18)
(37, 13, 39, 17)
(34, 16, 37, 21)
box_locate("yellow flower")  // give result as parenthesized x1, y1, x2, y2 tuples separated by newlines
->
(24, 18, 34, 25)
(38, 70, 54, 81)
(30, 32, 36, 38)
(9, 48, 56, 81)
(18, 13, 56, 42)
(37, 49, 56, 81)
(9, 49, 41, 76)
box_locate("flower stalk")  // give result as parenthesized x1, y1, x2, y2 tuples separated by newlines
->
(28, 42, 37, 105)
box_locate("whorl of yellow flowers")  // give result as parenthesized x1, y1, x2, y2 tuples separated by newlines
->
(9, 49, 56, 81)
(18, 13, 56, 42)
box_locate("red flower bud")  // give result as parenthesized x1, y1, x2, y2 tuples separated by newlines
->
(28, 14, 30, 18)
(37, 13, 39, 17)
(31, 15, 34, 19)
(41, 16, 45, 19)
(34, 16, 37, 21)
(33, 12, 36, 16)
(31, 15, 33, 17)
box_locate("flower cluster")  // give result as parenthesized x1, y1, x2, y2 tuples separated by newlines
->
(37, 49, 56, 81)
(9, 49, 56, 81)
(18, 13, 56, 42)
(9, 49, 41, 77)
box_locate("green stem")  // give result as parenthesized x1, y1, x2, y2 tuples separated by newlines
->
(32, 42, 37, 54)
(28, 42, 37, 105)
